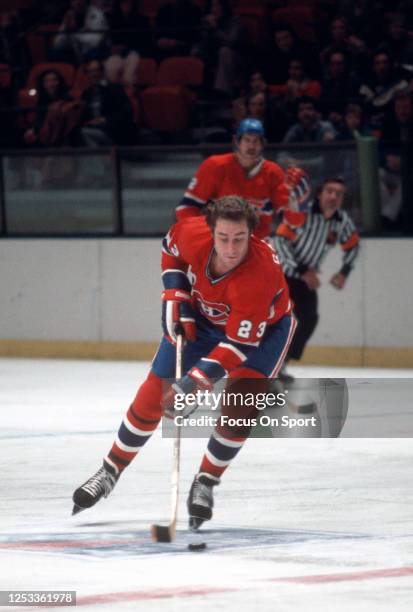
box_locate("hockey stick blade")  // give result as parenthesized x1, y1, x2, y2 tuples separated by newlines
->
(151, 523, 175, 543)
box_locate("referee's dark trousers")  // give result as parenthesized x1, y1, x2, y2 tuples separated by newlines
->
(286, 277, 319, 361)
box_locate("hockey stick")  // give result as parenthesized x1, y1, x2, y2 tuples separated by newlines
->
(151, 332, 183, 543)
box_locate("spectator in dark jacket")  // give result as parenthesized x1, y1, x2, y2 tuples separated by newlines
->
(259, 23, 320, 86)
(109, 0, 153, 56)
(320, 16, 368, 75)
(380, 13, 413, 67)
(155, 0, 202, 61)
(194, 0, 246, 96)
(335, 102, 370, 140)
(283, 97, 336, 143)
(320, 50, 361, 116)
(80, 59, 134, 145)
(105, 0, 154, 85)
(359, 50, 411, 131)
(381, 91, 413, 141)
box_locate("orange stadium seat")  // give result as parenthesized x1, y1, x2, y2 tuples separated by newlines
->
(71, 58, 157, 97)
(0, 64, 11, 88)
(25, 62, 76, 89)
(141, 85, 191, 132)
(136, 58, 158, 87)
(157, 57, 204, 87)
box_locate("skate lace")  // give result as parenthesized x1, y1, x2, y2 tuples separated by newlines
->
(83, 467, 116, 499)
(192, 480, 213, 508)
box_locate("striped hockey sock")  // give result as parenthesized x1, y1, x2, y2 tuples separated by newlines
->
(197, 429, 248, 483)
(105, 371, 163, 473)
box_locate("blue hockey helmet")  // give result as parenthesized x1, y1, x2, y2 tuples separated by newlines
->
(236, 118, 265, 139)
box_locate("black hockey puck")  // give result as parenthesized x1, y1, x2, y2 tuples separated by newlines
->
(187, 542, 207, 551)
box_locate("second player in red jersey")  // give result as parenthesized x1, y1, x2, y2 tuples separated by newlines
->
(177, 118, 290, 240)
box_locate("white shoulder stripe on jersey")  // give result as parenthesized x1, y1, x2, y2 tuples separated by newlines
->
(183, 192, 206, 204)
(247, 158, 264, 178)
(161, 269, 188, 276)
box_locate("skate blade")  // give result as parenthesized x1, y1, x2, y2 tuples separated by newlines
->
(72, 504, 87, 516)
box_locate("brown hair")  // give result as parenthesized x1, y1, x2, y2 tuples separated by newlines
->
(204, 196, 259, 231)
(316, 176, 346, 197)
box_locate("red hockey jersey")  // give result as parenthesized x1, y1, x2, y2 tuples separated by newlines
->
(176, 153, 289, 240)
(162, 216, 292, 373)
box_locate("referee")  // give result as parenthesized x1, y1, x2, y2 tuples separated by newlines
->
(274, 176, 360, 380)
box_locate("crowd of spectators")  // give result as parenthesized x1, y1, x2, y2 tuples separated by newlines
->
(0, 0, 412, 155)
(0, 0, 412, 231)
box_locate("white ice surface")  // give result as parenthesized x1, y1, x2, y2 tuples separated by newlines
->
(0, 358, 412, 611)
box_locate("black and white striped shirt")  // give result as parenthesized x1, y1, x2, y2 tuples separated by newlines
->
(274, 200, 360, 279)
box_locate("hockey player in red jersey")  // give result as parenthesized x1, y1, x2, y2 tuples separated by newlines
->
(177, 118, 292, 240)
(72, 196, 296, 528)
(177, 118, 309, 239)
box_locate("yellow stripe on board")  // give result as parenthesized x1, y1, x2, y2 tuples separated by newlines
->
(0, 340, 412, 368)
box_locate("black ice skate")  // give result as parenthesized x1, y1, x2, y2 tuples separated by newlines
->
(72, 460, 119, 515)
(187, 474, 216, 530)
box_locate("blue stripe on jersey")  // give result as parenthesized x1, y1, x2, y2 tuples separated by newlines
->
(180, 196, 205, 210)
(271, 288, 284, 306)
(261, 199, 273, 214)
(207, 435, 241, 462)
(162, 236, 173, 255)
(197, 358, 226, 379)
(162, 269, 191, 291)
(118, 422, 151, 448)
(224, 336, 256, 355)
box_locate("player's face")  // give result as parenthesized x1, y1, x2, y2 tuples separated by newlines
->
(213, 218, 250, 273)
(236, 133, 263, 169)
(319, 182, 345, 218)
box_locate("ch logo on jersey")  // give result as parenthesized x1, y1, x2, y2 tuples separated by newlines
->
(192, 289, 230, 324)
(165, 231, 180, 257)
